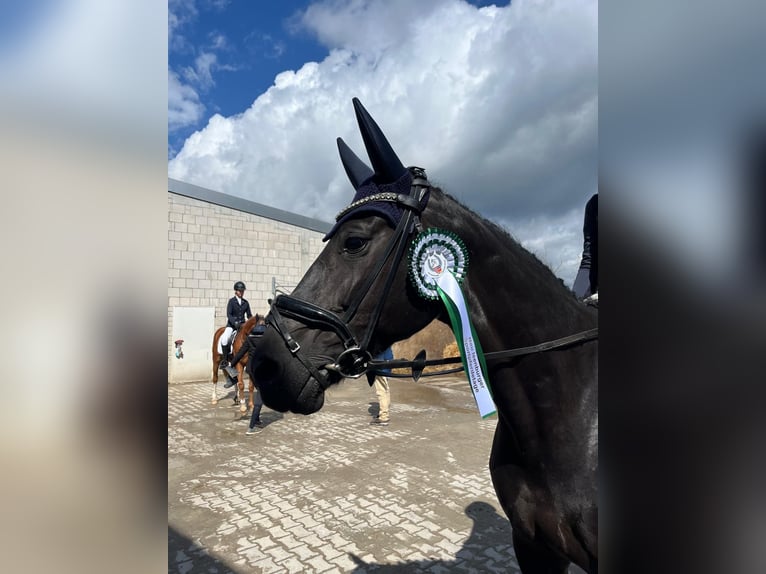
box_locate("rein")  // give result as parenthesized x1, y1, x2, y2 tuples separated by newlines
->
(367, 327, 599, 381)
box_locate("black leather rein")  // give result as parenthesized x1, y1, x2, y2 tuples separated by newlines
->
(367, 327, 599, 382)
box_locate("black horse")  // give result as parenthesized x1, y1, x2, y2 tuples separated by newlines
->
(250, 99, 598, 573)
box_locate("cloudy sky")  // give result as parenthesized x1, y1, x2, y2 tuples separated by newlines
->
(168, 0, 597, 285)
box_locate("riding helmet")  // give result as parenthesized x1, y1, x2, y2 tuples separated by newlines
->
(233, 281, 246, 291)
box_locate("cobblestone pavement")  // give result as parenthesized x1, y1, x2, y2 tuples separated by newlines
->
(169, 376, 585, 573)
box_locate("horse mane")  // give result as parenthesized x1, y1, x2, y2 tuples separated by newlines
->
(419, 186, 593, 344)
(429, 187, 578, 299)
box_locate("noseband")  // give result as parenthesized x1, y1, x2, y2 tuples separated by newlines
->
(267, 167, 432, 388)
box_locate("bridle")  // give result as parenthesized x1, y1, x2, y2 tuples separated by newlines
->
(267, 167, 598, 388)
(268, 167, 431, 389)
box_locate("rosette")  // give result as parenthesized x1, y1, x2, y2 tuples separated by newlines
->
(408, 229, 469, 300)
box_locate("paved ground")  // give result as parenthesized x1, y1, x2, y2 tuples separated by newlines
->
(169, 376, 586, 573)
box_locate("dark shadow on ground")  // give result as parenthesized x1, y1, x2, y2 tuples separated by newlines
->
(169, 525, 237, 574)
(236, 409, 286, 425)
(259, 411, 284, 427)
(349, 501, 520, 573)
(226, 392, 285, 425)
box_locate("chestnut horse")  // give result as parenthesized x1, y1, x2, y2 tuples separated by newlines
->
(211, 314, 260, 413)
(249, 99, 598, 573)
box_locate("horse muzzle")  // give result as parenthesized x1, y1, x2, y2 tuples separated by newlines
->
(249, 325, 338, 415)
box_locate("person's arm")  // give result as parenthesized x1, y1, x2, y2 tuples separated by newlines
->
(581, 194, 597, 270)
(572, 268, 591, 299)
(573, 194, 597, 299)
(247, 324, 265, 343)
(226, 299, 237, 327)
(586, 195, 598, 294)
(245, 301, 252, 320)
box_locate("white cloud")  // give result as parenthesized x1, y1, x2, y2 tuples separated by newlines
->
(205, 0, 231, 10)
(181, 46, 238, 91)
(293, 0, 446, 55)
(244, 30, 287, 60)
(169, 0, 597, 282)
(169, 0, 198, 53)
(208, 32, 228, 51)
(507, 207, 587, 287)
(169, 69, 205, 132)
(182, 51, 218, 89)
(169, 0, 235, 134)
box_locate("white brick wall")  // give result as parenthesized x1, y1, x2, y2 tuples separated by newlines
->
(168, 192, 326, 381)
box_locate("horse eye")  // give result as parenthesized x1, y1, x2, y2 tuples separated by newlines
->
(343, 236, 368, 254)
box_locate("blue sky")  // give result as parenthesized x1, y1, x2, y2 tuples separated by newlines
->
(168, 0, 596, 284)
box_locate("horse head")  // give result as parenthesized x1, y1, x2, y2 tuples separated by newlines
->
(250, 99, 442, 414)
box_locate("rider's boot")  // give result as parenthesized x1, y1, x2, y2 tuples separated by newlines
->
(223, 363, 239, 388)
(223, 339, 250, 387)
(219, 343, 231, 370)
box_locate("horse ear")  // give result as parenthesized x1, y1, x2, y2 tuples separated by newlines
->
(352, 97, 407, 183)
(337, 137, 374, 190)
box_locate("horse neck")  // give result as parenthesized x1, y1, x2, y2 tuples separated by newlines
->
(423, 191, 597, 464)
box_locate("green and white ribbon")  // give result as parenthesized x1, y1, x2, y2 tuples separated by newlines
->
(409, 229, 496, 418)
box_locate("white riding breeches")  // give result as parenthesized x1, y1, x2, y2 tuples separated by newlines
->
(219, 327, 235, 353)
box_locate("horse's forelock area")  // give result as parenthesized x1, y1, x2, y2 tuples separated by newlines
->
(168, 378, 578, 573)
